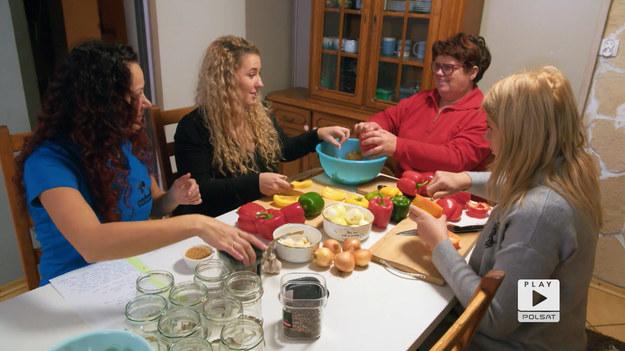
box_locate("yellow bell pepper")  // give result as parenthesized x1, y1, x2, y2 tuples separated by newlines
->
(272, 194, 300, 208)
(344, 194, 369, 208)
(379, 186, 403, 198)
(291, 180, 312, 189)
(321, 186, 347, 201)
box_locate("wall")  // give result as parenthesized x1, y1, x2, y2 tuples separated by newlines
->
(0, 0, 38, 284)
(152, 0, 246, 110)
(245, 0, 293, 95)
(584, 0, 625, 288)
(478, 0, 608, 112)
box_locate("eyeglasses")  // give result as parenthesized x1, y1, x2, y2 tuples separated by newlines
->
(431, 62, 466, 75)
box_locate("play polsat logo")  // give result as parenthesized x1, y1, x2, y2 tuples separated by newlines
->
(517, 279, 560, 323)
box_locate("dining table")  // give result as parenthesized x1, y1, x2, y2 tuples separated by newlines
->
(0, 172, 475, 351)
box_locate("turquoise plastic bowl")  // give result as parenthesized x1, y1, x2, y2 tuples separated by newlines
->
(316, 138, 387, 185)
(48, 329, 152, 351)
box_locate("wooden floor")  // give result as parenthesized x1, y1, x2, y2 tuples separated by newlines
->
(1, 277, 624, 343)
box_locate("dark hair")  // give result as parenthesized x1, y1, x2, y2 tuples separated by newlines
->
(17, 40, 152, 221)
(432, 32, 491, 83)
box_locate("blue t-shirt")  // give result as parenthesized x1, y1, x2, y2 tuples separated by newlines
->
(23, 139, 152, 285)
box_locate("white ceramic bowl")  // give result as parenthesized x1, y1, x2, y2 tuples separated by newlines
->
(183, 244, 215, 270)
(322, 203, 373, 242)
(273, 223, 322, 263)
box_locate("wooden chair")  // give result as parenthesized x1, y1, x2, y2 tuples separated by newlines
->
(430, 270, 506, 351)
(148, 105, 195, 190)
(0, 125, 41, 290)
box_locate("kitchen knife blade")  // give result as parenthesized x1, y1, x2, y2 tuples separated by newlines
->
(285, 167, 324, 183)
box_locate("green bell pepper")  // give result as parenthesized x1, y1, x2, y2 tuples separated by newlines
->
(364, 190, 387, 201)
(390, 195, 410, 223)
(298, 192, 325, 217)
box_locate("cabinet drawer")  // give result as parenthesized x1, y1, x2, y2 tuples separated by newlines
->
(312, 112, 360, 135)
(271, 103, 311, 132)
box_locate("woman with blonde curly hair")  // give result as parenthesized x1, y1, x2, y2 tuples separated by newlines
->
(411, 66, 601, 350)
(175, 35, 350, 216)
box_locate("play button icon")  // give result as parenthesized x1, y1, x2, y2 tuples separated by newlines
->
(533, 290, 548, 307)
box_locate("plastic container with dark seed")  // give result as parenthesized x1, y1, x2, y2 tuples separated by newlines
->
(279, 272, 329, 339)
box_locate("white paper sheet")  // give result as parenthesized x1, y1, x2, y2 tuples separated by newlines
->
(50, 259, 142, 329)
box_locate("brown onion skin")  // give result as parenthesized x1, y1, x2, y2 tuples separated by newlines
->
(323, 239, 342, 254)
(334, 251, 356, 273)
(342, 238, 361, 252)
(313, 247, 335, 267)
(353, 249, 372, 267)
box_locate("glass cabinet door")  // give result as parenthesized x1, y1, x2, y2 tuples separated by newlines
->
(310, 0, 372, 105)
(365, 0, 436, 109)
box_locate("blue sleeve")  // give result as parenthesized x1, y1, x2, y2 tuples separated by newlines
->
(23, 145, 81, 208)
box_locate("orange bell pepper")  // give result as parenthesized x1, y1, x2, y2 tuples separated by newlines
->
(411, 194, 443, 218)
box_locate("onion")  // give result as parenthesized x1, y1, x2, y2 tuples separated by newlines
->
(342, 238, 361, 252)
(353, 249, 372, 267)
(323, 239, 341, 254)
(334, 251, 355, 273)
(313, 247, 334, 267)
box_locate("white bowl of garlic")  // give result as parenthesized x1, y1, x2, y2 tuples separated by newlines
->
(322, 203, 373, 242)
(272, 223, 322, 263)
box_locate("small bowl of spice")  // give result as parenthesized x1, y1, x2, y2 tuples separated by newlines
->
(183, 244, 214, 270)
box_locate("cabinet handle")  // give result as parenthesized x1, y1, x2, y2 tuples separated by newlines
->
(373, 14, 376, 25)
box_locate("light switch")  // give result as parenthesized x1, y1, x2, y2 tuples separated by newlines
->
(599, 39, 620, 57)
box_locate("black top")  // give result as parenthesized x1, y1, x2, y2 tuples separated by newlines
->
(173, 107, 320, 217)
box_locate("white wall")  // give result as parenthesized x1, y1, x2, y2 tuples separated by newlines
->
(478, 0, 609, 109)
(154, 0, 246, 110)
(0, 0, 37, 284)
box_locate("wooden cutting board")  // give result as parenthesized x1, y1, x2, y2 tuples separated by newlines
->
(369, 218, 481, 285)
(252, 179, 348, 228)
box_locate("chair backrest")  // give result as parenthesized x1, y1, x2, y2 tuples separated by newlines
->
(149, 105, 195, 190)
(0, 125, 40, 290)
(430, 270, 506, 351)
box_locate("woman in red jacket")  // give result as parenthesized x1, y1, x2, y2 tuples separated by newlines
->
(355, 32, 492, 176)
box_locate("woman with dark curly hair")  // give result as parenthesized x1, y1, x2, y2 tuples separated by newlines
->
(355, 32, 492, 177)
(174, 35, 350, 217)
(18, 40, 265, 286)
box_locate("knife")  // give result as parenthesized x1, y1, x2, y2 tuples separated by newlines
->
(395, 229, 418, 236)
(396, 224, 484, 236)
(285, 167, 324, 183)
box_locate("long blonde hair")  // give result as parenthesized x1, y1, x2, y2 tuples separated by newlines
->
(195, 35, 281, 176)
(482, 66, 601, 230)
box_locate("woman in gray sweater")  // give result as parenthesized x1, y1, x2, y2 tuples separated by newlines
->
(411, 66, 602, 350)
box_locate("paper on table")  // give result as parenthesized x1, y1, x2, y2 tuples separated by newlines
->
(50, 259, 143, 329)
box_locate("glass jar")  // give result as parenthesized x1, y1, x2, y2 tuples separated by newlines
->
(220, 319, 264, 351)
(170, 336, 213, 351)
(169, 281, 209, 311)
(279, 273, 328, 339)
(194, 259, 231, 298)
(124, 294, 168, 351)
(224, 271, 263, 325)
(202, 296, 243, 346)
(136, 270, 175, 298)
(157, 307, 203, 347)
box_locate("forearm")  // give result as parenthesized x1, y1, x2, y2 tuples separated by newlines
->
(151, 189, 179, 217)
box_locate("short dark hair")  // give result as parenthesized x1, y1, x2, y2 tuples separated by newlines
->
(432, 33, 491, 83)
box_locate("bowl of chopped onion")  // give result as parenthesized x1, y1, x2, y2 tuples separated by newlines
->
(273, 223, 322, 263)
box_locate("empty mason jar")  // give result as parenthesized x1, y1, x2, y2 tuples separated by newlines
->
(202, 296, 243, 346)
(170, 336, 213, 351)
(124, 294, 168, 351)
(157, 307, 203, 347)
(136, 270, 175, 298)
(220, 319, 264, 351)
(224, 271, 263, 325)
(194, 259, 231, 298)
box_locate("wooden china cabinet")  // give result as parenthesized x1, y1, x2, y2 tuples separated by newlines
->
(268, 0, 484, 177)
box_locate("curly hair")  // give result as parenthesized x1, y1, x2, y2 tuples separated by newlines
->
(432, 32, 491, 83)
(195, 35, 281, 176)
(482, 66, 601, 230)
(16, 40, 153, 222)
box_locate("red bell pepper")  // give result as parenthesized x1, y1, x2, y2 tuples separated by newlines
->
(396, 171, 434, 197)
(436, 197, 463, 222)
(237, 202, 265, 233)
(358, 133, 375, 153)
(368, 196, 394, 229)
(466, 201, 491, 219)
(255, 209, 286, 240)
(280, 202, 306, 224)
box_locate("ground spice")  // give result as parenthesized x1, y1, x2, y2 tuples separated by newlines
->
(185, 246, 212, 260)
